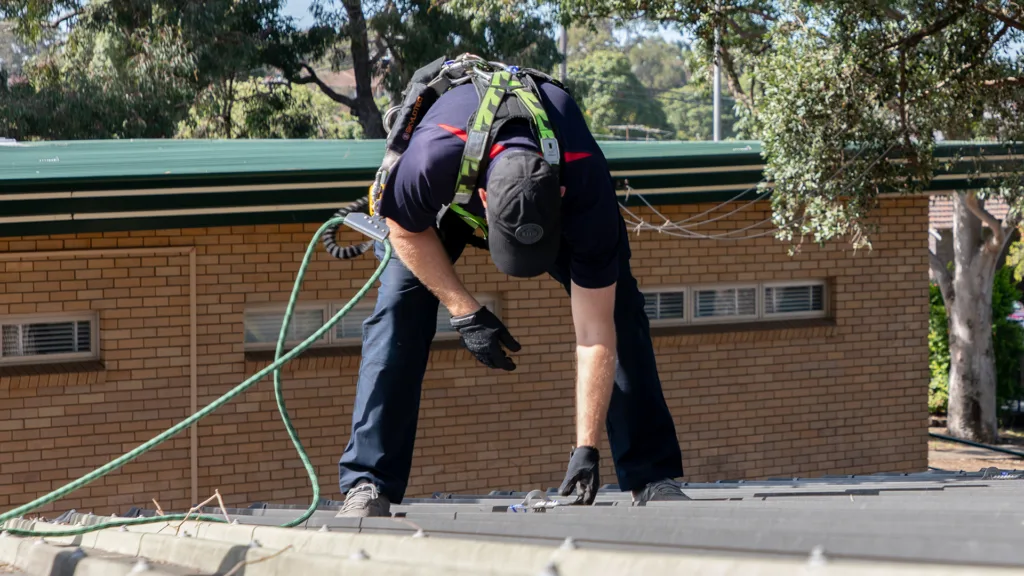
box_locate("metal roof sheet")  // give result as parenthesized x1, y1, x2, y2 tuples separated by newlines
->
(3, 469, 1024, 575)
(0, 139, 765, 183)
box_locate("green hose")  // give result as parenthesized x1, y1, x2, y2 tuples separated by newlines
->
(0, 216, 392, 537)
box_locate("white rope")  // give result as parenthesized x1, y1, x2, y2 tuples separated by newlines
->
(619, 144, 896, 242)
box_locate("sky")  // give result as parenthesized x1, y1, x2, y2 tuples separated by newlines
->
(281, 0, 691, 44)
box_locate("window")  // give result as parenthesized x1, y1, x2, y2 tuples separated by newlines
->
(641, 280, 828, 327)
(764, 282, 826, 318)
(244, 304, 330, 351)
(644, 291, 685, 323)
(242, 295, 499, 350)
(0, 313, 98, 366)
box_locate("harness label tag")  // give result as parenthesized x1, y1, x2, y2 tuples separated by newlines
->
(541, 138, 560, 165)
(465, 129, 488, 161)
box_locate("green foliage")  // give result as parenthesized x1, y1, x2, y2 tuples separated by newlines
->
(992, 266, 1024, 417)
(628, 37, 688, 92)
(930, 266, 1024, 417)
(929, 283, 950, 415)
(177, 80, 362, 140)
(1, 25, 198, 139)
(369, 0, 562, 104)
(566, 49, 670, 137)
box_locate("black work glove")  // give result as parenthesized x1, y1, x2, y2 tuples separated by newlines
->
(558, 446, 600, 505)
(449, 306, 521, 371)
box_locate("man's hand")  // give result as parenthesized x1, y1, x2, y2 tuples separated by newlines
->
(558, 446, 600, 505)
(450, 306, 521, 371)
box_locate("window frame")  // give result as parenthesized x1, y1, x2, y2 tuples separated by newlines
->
(761, 279, 829, 320)
(640, 279, 830, 327)
(242, 294, 501, 350)
(0, 311, 100, 366)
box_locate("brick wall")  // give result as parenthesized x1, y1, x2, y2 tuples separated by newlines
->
(0, 197, 930, 516)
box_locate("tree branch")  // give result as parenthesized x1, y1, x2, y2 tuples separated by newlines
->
(908, 24, 1009, 104)
(45, 10, 82, 28)
(879, 9, 967, 52)
(292, 64, 356, 108)
(978, 5, 1024, 31)
(964, 192, 1006, 252)
(718, 44, 754, 111)
(981, 76, 1024, 88)
(930, 249, 954, 304)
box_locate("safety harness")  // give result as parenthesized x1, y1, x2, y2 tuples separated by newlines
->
(323, 53, 567, 260)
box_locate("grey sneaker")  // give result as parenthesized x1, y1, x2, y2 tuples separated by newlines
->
(336, 482, 391, 518)
(632, 478, 692, 505)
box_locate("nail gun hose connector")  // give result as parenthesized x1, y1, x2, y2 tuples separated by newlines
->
(344, 212, 390, 242)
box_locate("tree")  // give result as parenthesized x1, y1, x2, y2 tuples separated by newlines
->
(628, 36, 690, 92)
(566, 49, 671, 137)
(270, 0, 561, 139)
(1, 0, 292, 140)
(752, 3, 1024, 443)
(177, 79, 362, 139)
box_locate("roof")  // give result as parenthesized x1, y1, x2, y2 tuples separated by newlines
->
(3, 469, 1024, 575)
(0, 139, 1020, 238)
(930, 194, 1010, 229)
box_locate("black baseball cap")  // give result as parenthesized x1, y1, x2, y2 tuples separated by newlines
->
(484, 149, 561, 278)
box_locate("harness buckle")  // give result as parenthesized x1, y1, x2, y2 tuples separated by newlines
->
(464, 129, 488, 162)
(541, 138, 560, 165)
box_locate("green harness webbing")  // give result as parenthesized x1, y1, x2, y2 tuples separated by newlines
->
(448, 68, 562, 241)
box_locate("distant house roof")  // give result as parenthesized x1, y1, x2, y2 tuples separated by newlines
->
(930, 194, 1010, 229)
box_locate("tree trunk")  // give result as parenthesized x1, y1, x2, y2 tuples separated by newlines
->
(342, 0, 386, 139)
(945, 193, 1001, 443)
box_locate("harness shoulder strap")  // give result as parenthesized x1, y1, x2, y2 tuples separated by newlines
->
(453, 70, 514, 204)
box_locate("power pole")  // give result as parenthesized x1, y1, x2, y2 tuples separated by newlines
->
(560, 24, 568, 83)
(713, 0, 722, 141)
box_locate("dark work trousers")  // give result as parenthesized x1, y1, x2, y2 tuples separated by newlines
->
(337, 211, 684, 503)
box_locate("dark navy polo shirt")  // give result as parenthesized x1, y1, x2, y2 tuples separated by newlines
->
(378, 81, 623, 289)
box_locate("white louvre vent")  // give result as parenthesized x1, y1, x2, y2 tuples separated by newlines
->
(694, 287, 757, 320)
(643, 291, 685, 321)
(765, 284, 826, 316)
(0, 314, 98, 365)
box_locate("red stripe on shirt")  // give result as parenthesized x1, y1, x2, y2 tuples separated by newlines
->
(439, 124, 588, 163)
(437, 123, 468, 141)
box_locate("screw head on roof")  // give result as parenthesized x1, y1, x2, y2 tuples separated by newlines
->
(560, 537, 577, 550)
(119, 526, 129, 532)
(808, 545, 827, 566)
(319, 524, 329, 532)
(350, 549, 370, 561)
(538, 561, 560, 576)
(129, 559, 152, 574)
(413, 529, 426, 538)
(249, 539, 262, 548)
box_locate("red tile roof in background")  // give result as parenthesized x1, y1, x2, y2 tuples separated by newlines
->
(929, 194, 1010, 229)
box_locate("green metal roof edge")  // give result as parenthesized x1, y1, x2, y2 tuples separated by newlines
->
(0, 138, 767, 187)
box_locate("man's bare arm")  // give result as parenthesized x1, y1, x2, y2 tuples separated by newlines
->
(385, 217, 480, 316)
(570, 281, 617, 448)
